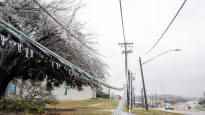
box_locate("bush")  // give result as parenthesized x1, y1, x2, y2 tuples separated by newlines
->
(0, 97, 47, 114)
(199, 99, 205, 105)
(96, 90, 109, 99)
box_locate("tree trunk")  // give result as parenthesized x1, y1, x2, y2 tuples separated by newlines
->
(0, 68, 11, 98)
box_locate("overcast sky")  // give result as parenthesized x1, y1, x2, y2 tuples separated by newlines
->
(47, 0, 205, 98)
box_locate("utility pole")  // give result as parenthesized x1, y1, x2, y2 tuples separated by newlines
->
(128, 71, 131, 111)
(132, 87, 135, 108)
(139, 57, 149, 111)
(141, 88, 144, 107)
(131, 73, 133, 110)
(118, 0, 135, 112)
(128, 70, 133, 111)
(130, 72, 135, 109)
(119, 42, 133, 112)
(128, 70, 135, 111)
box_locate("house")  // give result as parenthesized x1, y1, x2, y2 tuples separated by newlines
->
(6, 80, 96, 101)
(5, 81, 17, 96)
(52, 85, 96, 101)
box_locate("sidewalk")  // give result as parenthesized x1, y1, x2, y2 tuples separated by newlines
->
(112, 99, 133, 115)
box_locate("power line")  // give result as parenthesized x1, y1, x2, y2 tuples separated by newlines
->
(145, 0, 188, 55)
(0, 18, 123, 91)
(118, 0, 127, 43)
(142, 49, 181, 65)
(118, 0, 130, 81)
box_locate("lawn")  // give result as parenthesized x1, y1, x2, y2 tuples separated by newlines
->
(46, 98, 118, 115)
(132, 109, 183, 115)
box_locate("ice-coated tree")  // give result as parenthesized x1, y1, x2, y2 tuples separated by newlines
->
(0, 0, 108, 97)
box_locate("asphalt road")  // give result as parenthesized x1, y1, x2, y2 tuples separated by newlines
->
(162, 109, 205, 115)
(166, 101, 205, 115)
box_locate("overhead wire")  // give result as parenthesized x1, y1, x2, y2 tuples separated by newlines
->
(118, 0, 129, 86)
(118, 0, 127, 44)
(142, 49, 178, 65)
(145, 0, 188, 55)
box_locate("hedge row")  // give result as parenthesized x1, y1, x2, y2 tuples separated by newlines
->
(0, 97, 48, 114)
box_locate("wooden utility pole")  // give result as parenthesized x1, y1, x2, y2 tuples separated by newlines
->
(119, 42, 133, 112)
(128, 71, 133, 111)
(141, 88, 145, 107)
(139, 57, 149, 111)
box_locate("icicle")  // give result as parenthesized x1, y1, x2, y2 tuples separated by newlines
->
(56, 63, 59, 69)
(25, 48, 29, 58)
(0, 35, 5, 46)
(56, 63, 61, 69)
(72, 70, 77, 77)
(8, 40, 13, 46)
(51, 61, 55, 68)
(17, 43, 22, 53)
(68, 68, 72, 76)
(58, 64, 60, 69)
(57, 63, 61, 69)
(64, 66, 67, 71)
(12, 42, 17, 47)
(66, 68, 70, 76)
(30, 49, 34, 58)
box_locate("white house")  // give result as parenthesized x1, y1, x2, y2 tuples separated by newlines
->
(6, 80, 96, 101)
(52, 85, 96, 101)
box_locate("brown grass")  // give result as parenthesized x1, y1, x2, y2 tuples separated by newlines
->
(46, 98, 118, 115)
(132, 109, 183, 115)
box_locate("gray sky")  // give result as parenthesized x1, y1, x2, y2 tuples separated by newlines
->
(77, 0, 205, 98)
(47, 0, 205, 98)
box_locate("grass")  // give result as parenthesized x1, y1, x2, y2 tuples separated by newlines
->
(48, 98, 118, 109)
(47, 98, 118, 115)
(132, 109, 183, 115)
(50, 110, 112, 115)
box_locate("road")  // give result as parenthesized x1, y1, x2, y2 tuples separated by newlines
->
(164, 110, 205, 115)
(165, 101, 205, 115)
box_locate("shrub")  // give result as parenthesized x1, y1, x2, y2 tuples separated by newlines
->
(96, 90, 109, 99)
(0, 97, 47, 114)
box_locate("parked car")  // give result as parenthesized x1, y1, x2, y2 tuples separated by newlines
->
(164, 103, 174, 110)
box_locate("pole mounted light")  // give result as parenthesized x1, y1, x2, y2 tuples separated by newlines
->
(139, 49, 181, 111)
(173, 49, 182, 52)
(143, 49, 182, 65)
